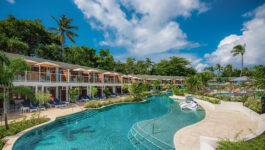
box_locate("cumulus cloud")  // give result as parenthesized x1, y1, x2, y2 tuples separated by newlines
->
(74, 0, 207, 56)
(6, 0, 15, 4)
(205, 3, 265, 67)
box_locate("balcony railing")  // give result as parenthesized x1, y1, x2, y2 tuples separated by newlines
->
(14, 71, 122, 84)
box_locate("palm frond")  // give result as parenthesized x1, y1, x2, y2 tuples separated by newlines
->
(12, 86, 36, 102)
(0, 66, 13, 87)
(9, 57, 30, 74)
(48, 27, 59, 32)
(0, 50, 10, 65)
(51, 16, 60, 26)
(66, 31, 78, 44)
(66, 25, 79, 30)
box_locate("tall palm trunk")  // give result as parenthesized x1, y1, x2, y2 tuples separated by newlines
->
(61, 32, 65, 62)
(240, 53, 243, 77)
(3, 87, 9, 130)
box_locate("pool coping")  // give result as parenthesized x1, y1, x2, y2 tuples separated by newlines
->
(172, 95, 265, 150)
(2, 99, 148, 150)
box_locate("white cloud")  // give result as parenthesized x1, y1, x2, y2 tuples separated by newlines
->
(205, 3, 265, 67)
(195, 63, 208, 72)
(74, 0, 207, 56)
(6, 0, 15, 4)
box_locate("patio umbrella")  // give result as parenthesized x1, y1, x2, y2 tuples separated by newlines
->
(73, 68, 86, 72)
(35, 62, 60, 68)
(103, 72, 119, 76)
(87, 69, 100, 73)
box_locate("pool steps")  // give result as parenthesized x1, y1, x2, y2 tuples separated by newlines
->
(128, 123, 175, 150)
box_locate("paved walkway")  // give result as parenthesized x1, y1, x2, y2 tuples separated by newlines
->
(1, 102, 86, 125)
(174, 102, 259, 150)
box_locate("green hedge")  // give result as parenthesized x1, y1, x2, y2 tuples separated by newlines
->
(0, 139, 4, 150)
(217, 132, 265, 150)
(0, 113, 49, 149)
(244, 99, 262, 113)
(173, 88, 184, 96)
(198, 96, 220, 104)
(84, 96, 143, 109)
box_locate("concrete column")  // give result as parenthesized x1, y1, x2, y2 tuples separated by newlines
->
(25, 71, 27, 82)
(38, 66, 41, 82)
(89, 74, 91, 83)
(93, 73, 95, 83)
(68, 69, 71, 83)
(41, 86, 44, 92)
(66, 86, 69, 102)
(56, 68, 59, 82)
(101, 86, 104, 97)
(90, 86, 92, 97)
(56, 86, 59, 99)
(35, 85, 38, 94)
(113, 86, 116, 94)
(86, 85, 89, 96)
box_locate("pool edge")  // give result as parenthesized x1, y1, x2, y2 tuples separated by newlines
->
(3, 99, 149, 150)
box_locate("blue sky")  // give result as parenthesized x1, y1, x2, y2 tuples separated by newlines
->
(1, 0, 265, 71)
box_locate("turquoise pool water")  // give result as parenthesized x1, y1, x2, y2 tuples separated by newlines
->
(216, 93, 234, 96)
(13, 94, 205, 150)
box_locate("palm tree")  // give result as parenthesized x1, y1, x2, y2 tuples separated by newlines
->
(231, 44, 246, 77)
(226, 64, 233, 77)
(152, 80, 161, 90)
(0, 51, 34, 129)
(215, 64, 222, 77)
(49, 14, 78, 62)
(204, 66, 215, 75)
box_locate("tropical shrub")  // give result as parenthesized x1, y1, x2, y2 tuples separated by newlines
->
(0, 139, 4, 150)
(244, 98, 262, 113)
(152, 80, 161, 90)
(103, 88, 111, 98)
(143, 83, 152, 91)
(255, 91, 265, 99)
(142, 92, 152, 97)
(129, 82, 145, 100)
(122, 84, 129, 93)
(173, 87, 184, 96)
(0, 113, 49, 149)
(68, 87, 79, 102)
(35, 92, 50, 106)
(90, 87, 98, 98)
(84, 96, 142, 108)
(162, 83, 169, 90)
(217, 132, 265, 150)
(198, 96, 220, 104)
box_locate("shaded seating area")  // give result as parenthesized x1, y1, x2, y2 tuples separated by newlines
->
(20, 101, 45, 112)
(48, 98, 67, 108)
(82, 95, 91, 102)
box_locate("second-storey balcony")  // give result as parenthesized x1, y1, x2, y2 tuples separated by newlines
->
(13, 71, 122, 84)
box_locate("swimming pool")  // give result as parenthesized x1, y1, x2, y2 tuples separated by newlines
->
(13, 94, 205, 150)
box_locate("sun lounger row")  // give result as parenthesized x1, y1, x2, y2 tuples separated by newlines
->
(48, 98, 67, 108)
(20, 101, 45, 113)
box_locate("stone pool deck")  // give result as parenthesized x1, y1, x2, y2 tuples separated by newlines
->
(174, 98, 265, 150)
